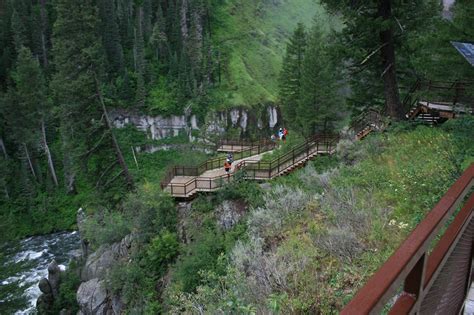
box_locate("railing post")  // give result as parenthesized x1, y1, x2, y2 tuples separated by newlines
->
(277, 156, 280, 174)
(399, 254, 426, 313)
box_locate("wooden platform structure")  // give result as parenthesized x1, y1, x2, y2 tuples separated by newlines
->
(350, 80, 474, 139)
(404, 80, 473, 125)
(406, 101, 473, 125)
(161, 134, 339, 198)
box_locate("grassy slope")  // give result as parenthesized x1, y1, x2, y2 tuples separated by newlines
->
(164, 119, 474, 313)
(213, 0, 338, 108)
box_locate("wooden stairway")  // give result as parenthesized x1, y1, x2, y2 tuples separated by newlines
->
(163, 135, 339, 198)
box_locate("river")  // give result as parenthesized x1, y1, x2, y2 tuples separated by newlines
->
(0, 231, 81, 314)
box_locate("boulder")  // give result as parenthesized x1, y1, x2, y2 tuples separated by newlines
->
(48, 260, 61, 298)
(38, 278, 52, 295)
(81, 246, 115, 282)
(82, 234, 136, 282)
(37, 278, 54, 314)
(77, 278, 108, 315)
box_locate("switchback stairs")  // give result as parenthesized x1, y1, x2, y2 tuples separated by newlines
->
(160, 135, 339, 198)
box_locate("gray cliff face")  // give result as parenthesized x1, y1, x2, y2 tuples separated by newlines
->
(109, 106, 280, 141)
(76, 210, 137, 315)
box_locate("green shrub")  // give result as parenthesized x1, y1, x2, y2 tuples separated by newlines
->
(83, 210, 131, 248)
(144, 229, 180, 277)
(123, 183, 177, 243)
(192, 195, 215, 214)
(173, 227, 226, 293)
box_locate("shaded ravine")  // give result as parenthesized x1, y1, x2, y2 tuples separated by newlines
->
(0, 231, 80, 314)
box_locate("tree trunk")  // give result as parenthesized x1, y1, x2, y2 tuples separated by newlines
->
(42, 119, 59, 186)
(0, 137, 7, 159)
(94, 75, 134, 189)
(378, 0, 403, 120)
(23, 143, 37, 180)
(61, 126, 76, 194)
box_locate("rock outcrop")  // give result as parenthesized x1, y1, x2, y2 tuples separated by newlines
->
(81, 233, 135, 282)
(36, 260, 62, 314)
(75, 208, 136, 315)
(109, 106, 281, 142)
(76, 278, 109, 315)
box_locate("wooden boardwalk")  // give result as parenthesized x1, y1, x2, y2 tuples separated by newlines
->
(162, 135, 339, 198)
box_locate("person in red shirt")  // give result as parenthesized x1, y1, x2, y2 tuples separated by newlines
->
(224, 159, 232, 175)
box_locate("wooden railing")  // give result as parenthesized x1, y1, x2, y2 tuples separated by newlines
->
(216, 138, 275, 152)
(402, 79, 474, 113)
(159, 139, 276, 190)
(241, 134, 339, 179)
(162, 134, 339, 198)
(342, 163, 474, 314)
(350, 109, 386, 138)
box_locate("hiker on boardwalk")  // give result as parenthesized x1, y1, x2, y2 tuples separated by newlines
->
(224, 159, 232, 175)
(278, 128, 284, 140)
(279, 127, 287, 143)
(227, 152, 234, 164)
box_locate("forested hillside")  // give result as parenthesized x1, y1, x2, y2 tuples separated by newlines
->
(0, 0, 325, 241)
(0, 0, 473, 314)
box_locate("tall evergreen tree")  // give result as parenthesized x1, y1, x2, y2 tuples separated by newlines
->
(279, 23, 307, 126)
(134, 4, 146, 107)
(98, 0, 124, 74)
(320, 0, 441, 119)
(297, 26, 342, 135)
(52, 0, 133, 193)
(11, 46, 58, 186)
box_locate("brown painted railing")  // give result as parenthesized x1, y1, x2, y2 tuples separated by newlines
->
(159, 139, 276, 190)
(350, 109, 386, 138)
(241, 134, 339, 179)
(342, 163, 474, 314)
(163, 134, 339, 198)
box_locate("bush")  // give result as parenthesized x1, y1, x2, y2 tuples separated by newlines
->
(123, 183, 177, 243)
(144, 229, 180, 277)
(173, 227, 226, 293)
(83, 210, 131, 248)
(247, 185, 310, 238)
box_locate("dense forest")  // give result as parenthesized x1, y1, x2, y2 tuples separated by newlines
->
(0, 0, 473, 314)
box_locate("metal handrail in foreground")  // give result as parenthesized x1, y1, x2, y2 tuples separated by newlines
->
(342, 163, 474, 314)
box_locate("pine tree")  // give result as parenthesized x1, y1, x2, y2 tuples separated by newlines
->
(298, 26, 342, 135)
(98, 0, 125, 74)
(11, 46, 58, 186)
(150, 4, 168, 62)
(320, 0, 441, 119)
(279, 23, 307, 126)
(134, 4, 146, 107)
(11, 9, 28, 52)
(52, 0, 133, 193)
